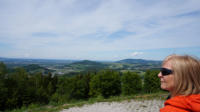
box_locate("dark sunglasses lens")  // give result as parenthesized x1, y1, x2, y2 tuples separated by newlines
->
(161, 68, 173, 76)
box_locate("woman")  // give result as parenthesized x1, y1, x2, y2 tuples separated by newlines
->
(158, 54, 200, 112)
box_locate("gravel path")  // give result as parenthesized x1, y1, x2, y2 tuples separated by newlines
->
(61, 99, 164, 112)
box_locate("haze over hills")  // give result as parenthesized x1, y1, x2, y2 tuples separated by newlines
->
(0, 57, 76, 65)
(70, 60, 104, 65)
(116, 59, 162, 64)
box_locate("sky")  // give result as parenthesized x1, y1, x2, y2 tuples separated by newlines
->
(0, 0, 200, 61)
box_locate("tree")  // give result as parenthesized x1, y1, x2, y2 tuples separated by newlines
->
(144, 70, 160, 93)
(0, 62, 7, 76)
(89, 70, 121, 98)
(69, 75, 90, 99)
(11, 68, 30, 107)
(121, 72, 142, 95)
(0, 64, 59, 110)
(0, 62, 8, 110)
(52, 76, 71, 103)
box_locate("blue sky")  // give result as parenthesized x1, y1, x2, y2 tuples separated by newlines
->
(0, 0, 200, 61)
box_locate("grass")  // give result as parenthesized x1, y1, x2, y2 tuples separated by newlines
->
(9, 92, 168, 112)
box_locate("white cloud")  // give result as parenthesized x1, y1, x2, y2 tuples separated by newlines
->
(0, 0, 200, 60)
(131, 52, 144, 57)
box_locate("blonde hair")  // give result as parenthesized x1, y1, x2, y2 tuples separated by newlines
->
(163, 54, 200, 97)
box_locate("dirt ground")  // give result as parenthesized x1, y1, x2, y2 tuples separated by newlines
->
(61, 99, 164, 112)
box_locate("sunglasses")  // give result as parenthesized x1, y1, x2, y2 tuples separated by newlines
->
(160, 68, 173, 76)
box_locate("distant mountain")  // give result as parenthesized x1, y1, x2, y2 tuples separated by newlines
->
(116, 59, 162, 64)
(1, 57, 162, 75)
(70, 60, 103, 65)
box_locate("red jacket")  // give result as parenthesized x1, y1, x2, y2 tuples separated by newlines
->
(160, 94, 200, 112)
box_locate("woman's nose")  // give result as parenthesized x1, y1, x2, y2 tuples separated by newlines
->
(158, 72, 162, 78)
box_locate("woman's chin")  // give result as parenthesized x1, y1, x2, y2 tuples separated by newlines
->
(161, 84, 168, 91)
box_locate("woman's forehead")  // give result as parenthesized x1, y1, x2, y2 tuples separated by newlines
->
(162, 60, 172, 68)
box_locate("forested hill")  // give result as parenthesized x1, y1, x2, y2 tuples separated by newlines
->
(23, 64, 55, 74)
(65, 60, 108, 71)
